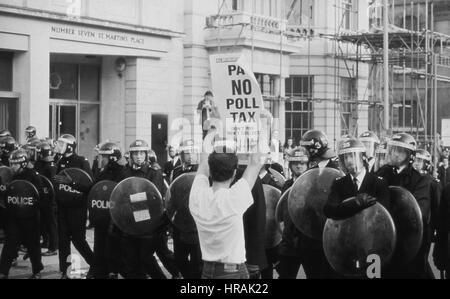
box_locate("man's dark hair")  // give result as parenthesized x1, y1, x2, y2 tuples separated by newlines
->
(208, 152, 238, 182)
(204, 91, 213, 97)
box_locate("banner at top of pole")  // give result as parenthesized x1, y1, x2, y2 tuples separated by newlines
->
(209, 53, 272, 161)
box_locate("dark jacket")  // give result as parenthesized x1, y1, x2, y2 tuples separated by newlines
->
(377, 164, 431, 226)
(172, 164, 198, 183)
(94, 163, 127, 184)
(163, 158, 181, 179)
(435, 183, 450, 270)
(34, 160, 57, 180)
(438, 166, 450, 189)
(324, 172, 390, 220)
(56, 153, 94, 194)
(124, 162, 164, 195)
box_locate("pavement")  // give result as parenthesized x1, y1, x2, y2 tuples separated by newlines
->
(0, 228, 443, 279)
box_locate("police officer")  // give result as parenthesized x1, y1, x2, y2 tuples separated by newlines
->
(147, 149, 182, 278)
(25, 126, 37, 142)
(34, 142, 58, 256)
(300, 130, 339, 169)
(53, 134, 94, 279)
(92, 142, 126, 279)
(278, 147, 310, 279)
(359, 131, 380, 172)
(0, 149, 44, 279)
(171, 140, 202, 279)
(435, 180, 450, 278)
(413, 149, 441, 278)
(294, 130, 340, 278)
(121, 139, 167, 279)
(377, 133, 432, 278)
(171, 140, 199, 182)
(324, 137, 390, 219)
(0, 137, 17, 166)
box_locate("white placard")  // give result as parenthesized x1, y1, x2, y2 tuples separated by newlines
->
(130, 192, 147, 203)
(133, 210, 151, 223)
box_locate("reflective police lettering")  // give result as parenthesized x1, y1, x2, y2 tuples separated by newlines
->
(91, 200, 110, 209)
(7, 196, 34, 206)
(59, 184, 82, 194)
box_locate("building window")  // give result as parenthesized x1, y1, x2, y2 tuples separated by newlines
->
(342, 0, 358, 31)
(285, 0, 314, 26)
(0, 52, 13, 92)
(232, 0, 239, 11)
(0, 98, 17, 137)
(285, 76, 314, 144)
(340, 77, 357, 136)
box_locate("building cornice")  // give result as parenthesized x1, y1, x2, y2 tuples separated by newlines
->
(0, 4, 185, 39)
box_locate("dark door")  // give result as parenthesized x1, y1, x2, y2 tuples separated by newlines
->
(152, 114, 168, 166)
(0, 98, 17, 138)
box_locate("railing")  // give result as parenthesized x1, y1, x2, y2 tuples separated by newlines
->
(206, 12, 286, 33)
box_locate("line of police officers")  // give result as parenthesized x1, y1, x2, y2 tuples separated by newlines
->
(1, 125, 450, 279)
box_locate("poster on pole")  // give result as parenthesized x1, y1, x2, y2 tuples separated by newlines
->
(442, 119, 450, 147)
(209, 53, 271, 156)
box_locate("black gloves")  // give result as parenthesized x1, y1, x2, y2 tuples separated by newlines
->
(355, 193, 377, 209)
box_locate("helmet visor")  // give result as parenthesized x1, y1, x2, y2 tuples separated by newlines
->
(339, 152, 364, 176)
(54, 140, 67, 155)
(361, 141, 376, 158)
(387, 145, 410, 167)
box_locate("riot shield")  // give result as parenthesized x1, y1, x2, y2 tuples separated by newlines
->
(323, 202, 397, 277)
(88, 180, 117, 228)
(389, 186, 423, 265)
(110, 177, 163, 236)
(165, 172, 197, 233)
(54, 168, 93, 207)
(6, 180, 40, 218)
(263, 184, 282, 249)
(288, 168, 344, 240)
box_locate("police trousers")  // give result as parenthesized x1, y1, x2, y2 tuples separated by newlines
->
(0, 213, 43, 275)
(57, 205, 94, 273)
(121, 235, 167, 279)
(173, 230, 202, 279)
(40, 203, 58, 251)
(93, 226, 122, 279)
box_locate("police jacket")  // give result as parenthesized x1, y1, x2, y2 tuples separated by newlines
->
(234, 167, 268, 271)
(435, 184, 450, 267)
(172, 164, 198, 183)
(124, 162, 164, 195)
(34, 160, 57, 180)
(377, 164, 431, 226)
(324, 171, 390, 220)
(95, 163, 127, 184)
(56, 153, 94, 194)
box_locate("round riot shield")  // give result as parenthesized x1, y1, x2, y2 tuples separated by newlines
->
(6, 180, 40, 218)
(288, 168, 344, 240)
(88, 180, 117, 228)
(0, 166, 13, 208)
(268, 168, 286, 189)
(389, 186, 423, 265)
(110, 177, 163, 236)
(55, 168, 93, 207)
(165, 172, 197, 233)
(323, 203, 397, 277)
(263, 184, 282, 249)
(38, 174, 55, 207)
(275, 188, 291, 233)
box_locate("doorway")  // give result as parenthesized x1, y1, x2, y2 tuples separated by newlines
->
(151, 114, 168, 166)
